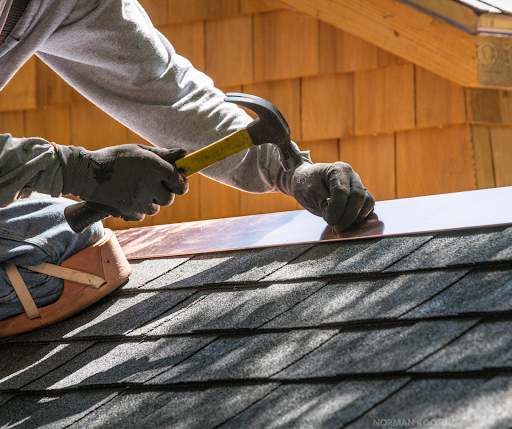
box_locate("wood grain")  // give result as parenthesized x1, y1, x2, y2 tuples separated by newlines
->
(240, 192, 299, 216)
(339, 134, 396, 201)
(0, 58, 37, 112)
(199, 175, 241, 219)
(243, 79, 301, 141)
(25, 105, 71, 145)
(396, 125, 475, 198)
(416, 66, 466, 128)
(489, 126, 512, 187)
(302, 73, 354, 140)
(278, 0, 478, 87)
(298, 139, 339, 163)
(35, 58, 72, 106)
(240, 0, 286, 14)
(206, 15, 253, 86)
(167, 0, 239, 24)
(377, 48, 410, 68)
(0, 111, 24, 136)
(71, 102, 127, 150)
(354, 64, 415, 135)
(160, 22, 206, 72)
(319, 22, 378, 74)
(470, 124, 495, 189)
(254, 10, 319, 81)
(467, 88, 512, 125)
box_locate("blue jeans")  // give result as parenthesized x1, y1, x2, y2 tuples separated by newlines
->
(0, 195, 104, 320)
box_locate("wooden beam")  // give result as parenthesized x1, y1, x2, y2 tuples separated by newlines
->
(278, 0, 512, 89)
(278, 0, 478, 87)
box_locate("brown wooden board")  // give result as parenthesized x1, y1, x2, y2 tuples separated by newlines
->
(205, 15, 254, 86)
(0, 58, 37, 112)
(319, 22, 379, 74)
(396, 124, 475, 198)
(116, 187, 512, 259)
(302, 73, 354, 141)
(253, 10, 319, 82)
(416, 66, 466, 128)
(354, 64, 415, 135)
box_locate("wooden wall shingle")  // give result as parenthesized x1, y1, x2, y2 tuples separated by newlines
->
(396, 125, 475, 198)
(0, 58, 37, 112)
(319, 22, 378, 74)
(253, 10, 319, 81)
(416, 66, 466, 128)
(354, 64, 415, 135)
(302, 73, 353, 141)
(206, 15, 253, 86)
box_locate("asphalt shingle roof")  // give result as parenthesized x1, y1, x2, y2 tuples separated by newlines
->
(2, 223, 512, 427)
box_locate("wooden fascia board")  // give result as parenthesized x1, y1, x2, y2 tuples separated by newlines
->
(278, 0, 478, 87)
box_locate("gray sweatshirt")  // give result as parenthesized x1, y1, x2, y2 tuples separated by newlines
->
(0, 0, 309, 207)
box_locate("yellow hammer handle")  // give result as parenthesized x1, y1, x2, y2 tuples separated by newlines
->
(175, 129, 253, 177)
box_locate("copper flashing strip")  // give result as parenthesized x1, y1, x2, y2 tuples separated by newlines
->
(115, 187, 512, 260)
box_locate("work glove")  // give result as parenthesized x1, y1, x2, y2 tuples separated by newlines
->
(56, 144, 188, 221)
(276, 161, 375, 233)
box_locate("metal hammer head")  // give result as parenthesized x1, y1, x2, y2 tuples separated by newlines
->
(225, 92, 303, 171)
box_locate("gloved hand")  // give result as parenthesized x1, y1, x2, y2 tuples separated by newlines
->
(56, 144, 188, 221)
(276, 161, 375, 232)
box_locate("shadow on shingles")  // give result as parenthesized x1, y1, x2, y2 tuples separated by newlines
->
(144, 245, 313, 290)
(23, 336, 214, 391)
(0, 390, 118, 429)
(5, 286, 192, 342)
(138, 281, 325, 335)
(347, 377, 512, 428)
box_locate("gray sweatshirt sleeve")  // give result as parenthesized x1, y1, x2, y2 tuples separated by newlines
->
(35, 0, 308, 193)
(0, 134, 63, 207)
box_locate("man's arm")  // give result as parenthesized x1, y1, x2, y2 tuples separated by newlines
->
(0, 133, 189, 221)
(0, 134, 62, 207)
(35, 0, 374, 230)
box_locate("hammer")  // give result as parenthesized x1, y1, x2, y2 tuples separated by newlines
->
(64, 93, 304, 233)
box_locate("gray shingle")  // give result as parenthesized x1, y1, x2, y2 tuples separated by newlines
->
(12, 290, 192, 341)
(0, 391, 119, 429)
(264, 270, 468, 329)
(0, 394, 14, 407)
(25, 337, 215, 390)
(385, 227, 512, 272)
(346, 377, 512, 428)
(217, 379, 410, 429)
(134, 281, 326, 335)
(411, 321, 512, 372)
(265, 236, 433, 281)
(122, 256, 189, 289)
(403, 269, 512, 318)
(141, 244, 313, 289)
(264, 241, 375, 281)
(0, 342, 93, 390)
(146, 330, 337, 384)
(328, 235, 433, 274)
(275, 320, 477, 379)
(70, 385, 278, 429)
